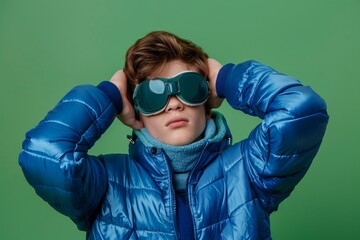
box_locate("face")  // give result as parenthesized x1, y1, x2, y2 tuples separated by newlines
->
(139, 60, 207, 146)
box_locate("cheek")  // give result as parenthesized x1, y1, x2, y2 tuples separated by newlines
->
(199, 116, 207, 132)
(141, 116, 162, 136)
(193, 108, 207, 131)
(141, 117, 153, 130)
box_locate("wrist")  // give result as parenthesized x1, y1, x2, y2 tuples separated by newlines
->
(97, 81, 123, 114)
(216, 63, 234, 98)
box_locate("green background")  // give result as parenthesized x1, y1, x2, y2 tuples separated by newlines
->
(1, 0, 359, 239)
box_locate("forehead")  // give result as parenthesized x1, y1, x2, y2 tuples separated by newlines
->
(150, 60, 196, 79)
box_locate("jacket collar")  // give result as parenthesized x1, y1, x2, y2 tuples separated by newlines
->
(128, 112, 232, 181)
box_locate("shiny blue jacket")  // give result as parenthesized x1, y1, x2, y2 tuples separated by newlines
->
(19, 61, 329, 239)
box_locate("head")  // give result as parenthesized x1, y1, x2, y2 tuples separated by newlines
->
(123, 31, 210, 145)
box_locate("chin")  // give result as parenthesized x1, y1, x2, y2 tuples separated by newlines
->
(163, 138, 191, 146)
(162, 133, 201, 146)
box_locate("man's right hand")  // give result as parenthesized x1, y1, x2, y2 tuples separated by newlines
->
(110, 70, 143, 130)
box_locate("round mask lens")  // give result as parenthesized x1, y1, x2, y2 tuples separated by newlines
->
(149, 80, 165, 94)
(134, 80, 169, 115)
(178, 73, 208, 104)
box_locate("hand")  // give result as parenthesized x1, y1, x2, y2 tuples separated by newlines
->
(110, 70, 144, 130)
(207, 58, 224, 108)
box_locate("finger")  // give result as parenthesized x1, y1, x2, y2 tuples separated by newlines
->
(131, 120, 144, 130)
(120, 116, 143, 130)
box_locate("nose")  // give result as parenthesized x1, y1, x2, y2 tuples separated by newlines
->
(165, 96, 184, 112)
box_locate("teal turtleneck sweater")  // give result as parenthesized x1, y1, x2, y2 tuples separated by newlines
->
(134, 112, 227, 191)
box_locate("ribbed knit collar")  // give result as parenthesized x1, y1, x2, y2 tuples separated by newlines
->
(135, 119, 216, 173)
(134, 112, 228, 190)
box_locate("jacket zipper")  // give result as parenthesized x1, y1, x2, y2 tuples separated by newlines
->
(161, 148, 180, 240)
(186, 142, 211, 240)
(172, 184, 180, 239)
(186, 184, 196, 240)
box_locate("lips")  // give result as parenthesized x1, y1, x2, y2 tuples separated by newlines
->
(165, 117, 189, 128)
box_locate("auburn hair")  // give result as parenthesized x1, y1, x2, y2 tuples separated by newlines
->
(123, 31, 210, 113)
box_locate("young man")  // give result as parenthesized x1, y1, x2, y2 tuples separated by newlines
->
(19, 31, 329, 239)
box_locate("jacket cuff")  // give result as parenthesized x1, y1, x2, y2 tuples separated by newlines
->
(97, 81, 123, 114)
(216, 63, 234, 98)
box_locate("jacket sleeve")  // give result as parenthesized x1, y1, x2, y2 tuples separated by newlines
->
(19, 85, 118, 230)
(217, 60, 329, 213)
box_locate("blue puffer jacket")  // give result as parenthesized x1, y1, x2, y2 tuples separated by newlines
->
(19, 60, 329, 239)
